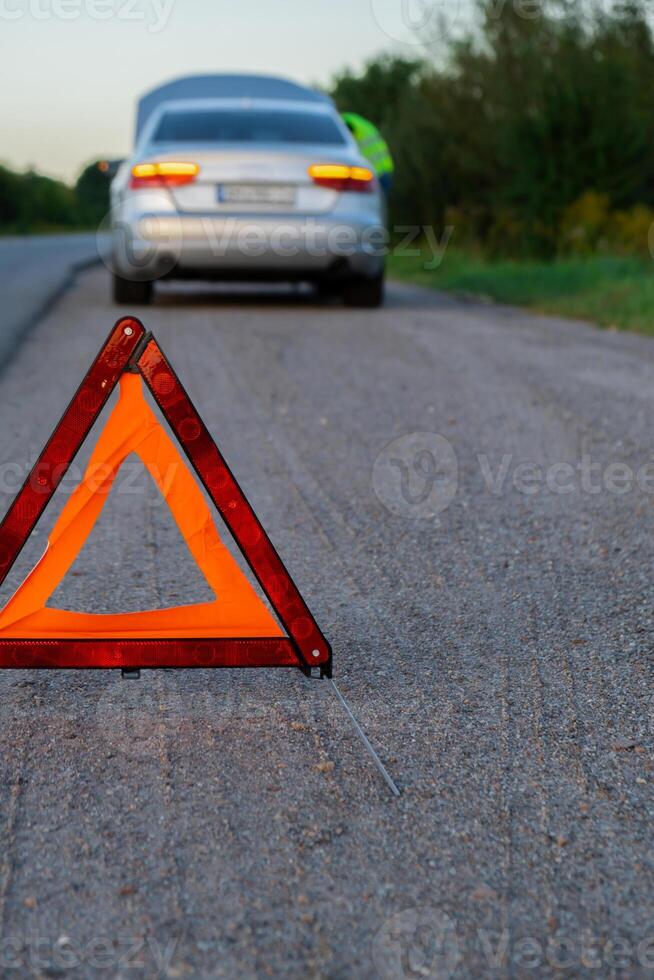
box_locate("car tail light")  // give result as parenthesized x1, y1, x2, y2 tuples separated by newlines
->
(308, 164, 375, 193)
(130, 162, 200, 189)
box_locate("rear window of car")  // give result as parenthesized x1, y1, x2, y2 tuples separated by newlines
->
(152, 109, 347, 145)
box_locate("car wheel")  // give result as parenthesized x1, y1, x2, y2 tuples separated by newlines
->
(343, 275, 385, 309)
(112, 274, 153, 306)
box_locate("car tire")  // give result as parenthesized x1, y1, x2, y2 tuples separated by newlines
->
(343, 274, 385, 309)
(112, 274, 153, 306)
(315, 279, 342, 300)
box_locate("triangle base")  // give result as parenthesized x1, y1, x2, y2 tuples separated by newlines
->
(0, 637, 330, 676)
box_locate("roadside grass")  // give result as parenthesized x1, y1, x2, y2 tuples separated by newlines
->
(388, 249, 654, 334)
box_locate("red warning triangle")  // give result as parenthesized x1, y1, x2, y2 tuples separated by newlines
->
(0, 318, 332, 676)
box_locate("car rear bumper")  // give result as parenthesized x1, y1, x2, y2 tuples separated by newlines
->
(111, 212, 387, 281)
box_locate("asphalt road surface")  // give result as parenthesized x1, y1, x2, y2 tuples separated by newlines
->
(0, 267, 653, 979)
(0, 234, 105, 371)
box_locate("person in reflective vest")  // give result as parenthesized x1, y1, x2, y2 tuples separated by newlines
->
(342, 112, 394, 195)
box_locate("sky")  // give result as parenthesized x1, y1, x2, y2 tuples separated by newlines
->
(0, 0, 471, 183)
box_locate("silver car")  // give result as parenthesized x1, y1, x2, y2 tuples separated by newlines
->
(110, 74, 387, 307)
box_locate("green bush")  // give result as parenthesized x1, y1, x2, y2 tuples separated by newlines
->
(557, 193, 654, 258)
(612, 204, 654, 257)
(559, 193, 612, 257)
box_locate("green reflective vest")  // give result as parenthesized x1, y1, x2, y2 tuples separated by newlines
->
(342, 112, 394, 178)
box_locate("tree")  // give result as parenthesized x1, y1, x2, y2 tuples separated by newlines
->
(75, 162, 111, 226)
(330, 1, 654, 255)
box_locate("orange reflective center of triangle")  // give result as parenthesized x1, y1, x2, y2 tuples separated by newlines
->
(0, 374, 283, 639)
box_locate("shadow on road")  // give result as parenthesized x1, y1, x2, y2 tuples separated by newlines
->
(149, 279, 456, 312)
(155, 283, 329, 309)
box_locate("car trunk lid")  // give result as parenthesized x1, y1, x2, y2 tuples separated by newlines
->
(141, 146, 359, 215)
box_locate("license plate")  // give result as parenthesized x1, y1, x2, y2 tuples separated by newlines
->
(218, 184, 296, 206)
